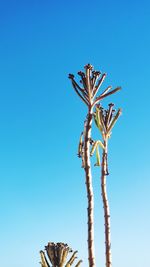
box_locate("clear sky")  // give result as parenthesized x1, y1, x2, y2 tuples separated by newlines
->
(0, 0, 150, 267)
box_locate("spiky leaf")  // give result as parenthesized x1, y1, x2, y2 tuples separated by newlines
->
(78, 132, 83, 157)
(90, 140, 104, 157)
(94, 107, 103, 133)
(94, 146, 101, 166)
(90, 141, 97, 157)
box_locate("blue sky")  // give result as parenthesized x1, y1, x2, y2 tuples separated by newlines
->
(0, 0, 150, 266)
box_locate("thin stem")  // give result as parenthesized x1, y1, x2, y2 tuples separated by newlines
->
(84, 107, 96, 267)
(92, 73, 106, 98)
(101, 140, 112, 267)
(92, 87, 121, 107)
(85, 66, 92, 101)
(78, 71, 87, 92)
(71, 81, 89, 106)
(100, 86, 112, 98)
(71, 78, 89, 100)
(107, 104, 114, 127)
(92, 71, 101, 88)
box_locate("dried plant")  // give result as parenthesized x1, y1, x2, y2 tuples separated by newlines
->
(92, 103, 122, 267)
(40, 242, 82, 267)
(69, 64, 121, 267)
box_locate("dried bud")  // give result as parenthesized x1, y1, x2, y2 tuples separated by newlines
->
(94, 71, 101, 76)
(108, 103, 114, 107)
(68, 74, 74, 79)
(84, 64, 93, 70)
(78, 71, 85, 76)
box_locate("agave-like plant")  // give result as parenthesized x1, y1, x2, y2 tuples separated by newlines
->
(92, 103, 122, 267)
(69, 64, 121, 267)
(40, 242, 82, 267)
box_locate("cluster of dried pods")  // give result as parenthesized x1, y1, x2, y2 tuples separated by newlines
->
(40, 242, 82, 267)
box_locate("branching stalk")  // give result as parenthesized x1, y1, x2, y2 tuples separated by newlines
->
(69, 65, 121, 267)
(93, 104, 122, 267)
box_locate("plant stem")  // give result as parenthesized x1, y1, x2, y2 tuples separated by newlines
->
(101, 140, 112, 267)
(84, 106, 95, 267)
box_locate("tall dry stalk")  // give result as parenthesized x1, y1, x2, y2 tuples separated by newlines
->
(69, 65, 120, 267)
(93, 104, 122, 267)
